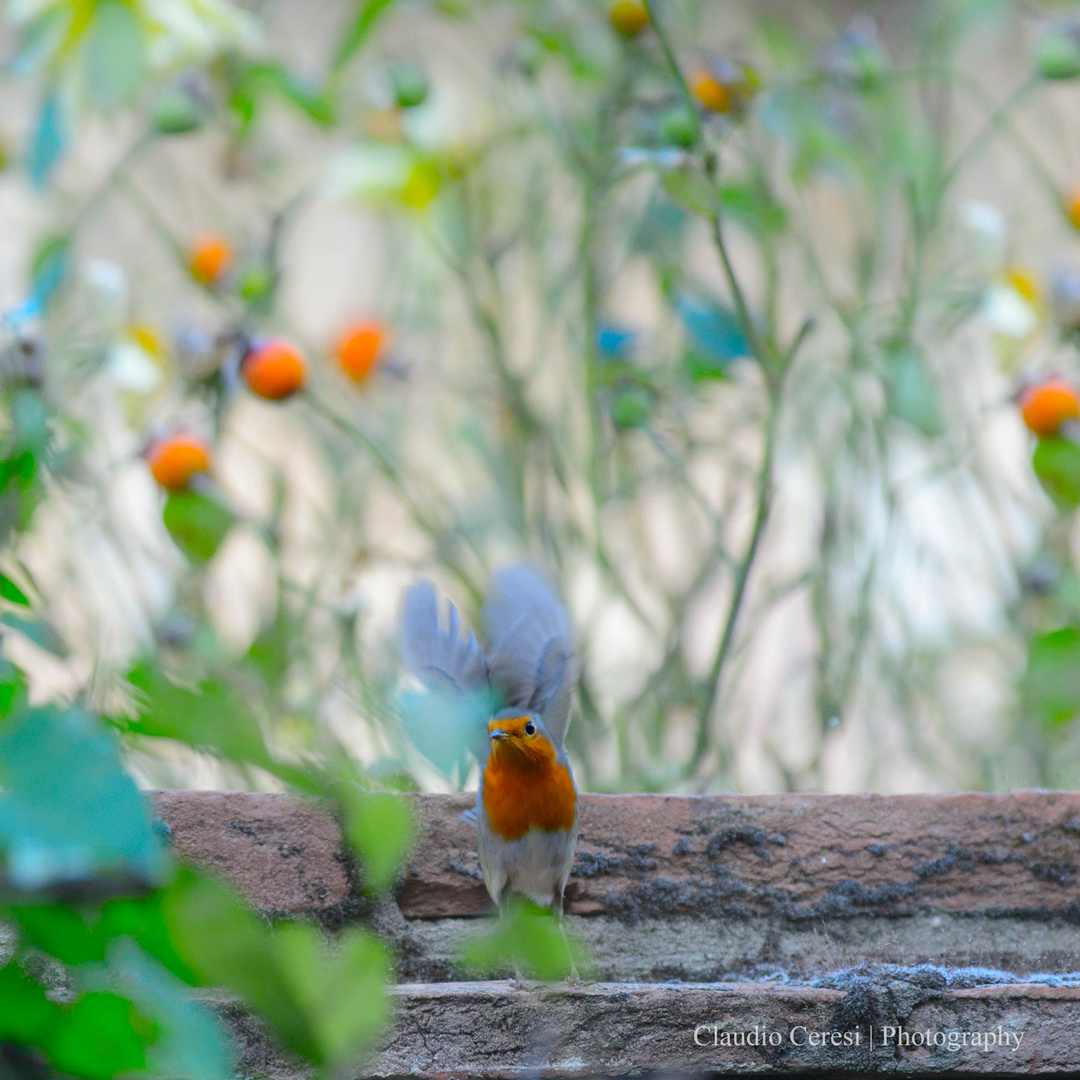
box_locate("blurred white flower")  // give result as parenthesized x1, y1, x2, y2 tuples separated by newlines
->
(107, 340, 164, 393)
(982, 282, 1038, 339)
(81, 260, 128, 332)
(957, 201, 1006, 269)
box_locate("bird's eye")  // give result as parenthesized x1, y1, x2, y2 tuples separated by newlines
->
(524, 720, 536, 736)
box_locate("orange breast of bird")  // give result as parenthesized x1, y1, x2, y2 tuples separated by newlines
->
(482, 749, 577, 842)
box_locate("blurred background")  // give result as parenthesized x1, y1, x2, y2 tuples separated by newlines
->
(5, 0, 1080, 797)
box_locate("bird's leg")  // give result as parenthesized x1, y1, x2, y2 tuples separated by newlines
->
(499, 892, 527, 987)
(556, 888, 580, 985)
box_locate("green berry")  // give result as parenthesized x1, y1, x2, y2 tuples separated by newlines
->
(1037, 32, 1080, 80)
(238, 264, 275, 305)
(611, 387, 652, 429)
(389, 64, 430, 109)
(659, 107, 698, 148)
(151, 90, 202, 135)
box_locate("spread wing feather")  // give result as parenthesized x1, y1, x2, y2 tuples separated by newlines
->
(401, 580, 488, 693)
(482, 563, 575, 748)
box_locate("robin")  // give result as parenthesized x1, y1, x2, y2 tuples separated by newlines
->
(401, 564, 578, 925)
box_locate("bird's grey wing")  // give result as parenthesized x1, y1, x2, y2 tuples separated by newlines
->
(401, 579, 488, 693)
(482, 563, 576, 747)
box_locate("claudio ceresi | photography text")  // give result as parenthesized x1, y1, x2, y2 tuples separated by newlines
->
(693, 1023, 1025, 1053)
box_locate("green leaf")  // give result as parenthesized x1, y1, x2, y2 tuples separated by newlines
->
(123, 661, 274, 770)
(1, 613, 65, 656)
(0, 705, 169, 892)
(718, 182, 787, 236)
(275, 924, 390, 1065)
(162, 869, 390, 1067)
(0, 658, 25, 718)
(661, 170, 719, 218)
(0, 573, 31, 606)
(109, 940, 231, 1080)
(1022, 627, 1080, 728)
(339, 790, 414, 892)
(0, 961, 59, 1044)
(162, 490, 235, 563)
(463, 897, 584, 980)
(676, 294, 751, 365)
(5, 892, 195, 984)
(398, 686, 498, 781)
(47, 991, 152, 1080)
(611, 386, 653, 428)
(29, 93, 67, 189)
(29, 233, 69, 307)
(1033, 439, 1080, 510)
(334, 0, 396, 71)
(885, 347, 944, 438)
(85, 1, 145, 111)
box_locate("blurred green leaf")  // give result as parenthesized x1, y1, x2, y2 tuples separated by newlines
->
(48, 991, 152, 1080)
(662, 171, 719, 218)
(339, 790, 414, 891)
(85, 1, 145, 111)
(1, 613, 65, 656)
(719, 182, 787, 236)
(29, 93, 66, 188)
(163, 869, 390, 1067)
(1022, 627, 1080, 728)
(109, 940, 231, 1080)
(335, 0, 397, 71)
(1033, 439, 1080, 510)
(162, 490, 235, 563)
(463, 897, 583, 980)
(29, 233, 69, 307)
(885, 347, 944, 437)
(5, 891, 195, 983)
(398, 686, 497, 780)
(676, 294, 751, 365)
(611, 386, 653, 428)
(0, 658, 25, 718)
(0, 704, 168, 892)
(248, 605, 294, 695)
(257, 63, 336, 125)
(0, 961, 58, 1044)
(0, 574, 31, 606)
(124, 661, 273, 770)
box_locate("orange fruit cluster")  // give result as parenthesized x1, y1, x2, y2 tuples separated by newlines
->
(148, 435, 212, 491)
(188, 234, 233, 287)
(335, 320, 386, 384)
(691, 69, 730, 112)
(609, 0, 648, 37)
(1068, 184, 1080, 231)
(243, 340, 308, 400)
(1020, 378, 1080, 438)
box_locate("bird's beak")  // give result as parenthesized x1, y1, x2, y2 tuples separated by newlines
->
(489, 728, 509, 740)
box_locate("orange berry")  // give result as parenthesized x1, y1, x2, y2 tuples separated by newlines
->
(242, 340, 308, 401)
(1020, 378, 1080, 437)
(692, 69, 731, 112)
(609, 0, 648, 38)
(188, 234, 233, 286)
(148, 434, 212, 492)
(335, 320, 386, 384)
(1068, 183, 1080, 230)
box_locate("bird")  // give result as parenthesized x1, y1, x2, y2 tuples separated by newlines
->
(401, 564, 578, 926)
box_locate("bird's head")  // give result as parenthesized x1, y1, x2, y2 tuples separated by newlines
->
(487, 709, 556, 767)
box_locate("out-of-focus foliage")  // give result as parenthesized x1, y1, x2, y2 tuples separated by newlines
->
(4, 0, 1080, 1070)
